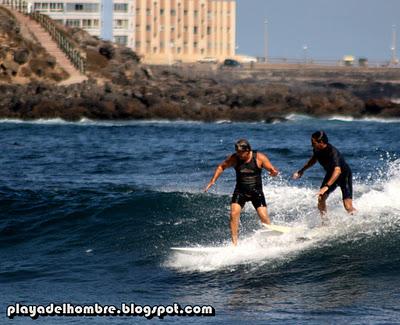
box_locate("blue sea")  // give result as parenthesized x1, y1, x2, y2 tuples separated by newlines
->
(0, 115, 399, 324)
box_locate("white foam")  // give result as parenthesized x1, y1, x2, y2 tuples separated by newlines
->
(0, 118, 71, 124)
(284, 114, 400, 123)
(285, 114, 313, 121)
(166, 230, 316, 272)
(327, 115, 355, 122)
(0, 118, 205, 126)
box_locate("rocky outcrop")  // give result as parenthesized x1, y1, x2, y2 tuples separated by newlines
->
(0, 75, 399, 121)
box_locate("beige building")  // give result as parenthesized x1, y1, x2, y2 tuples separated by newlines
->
(135, 0, 236, 64)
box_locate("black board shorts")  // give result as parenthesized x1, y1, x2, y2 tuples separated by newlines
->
(231, 189, 267, 209)
(321, 170, 353, 200)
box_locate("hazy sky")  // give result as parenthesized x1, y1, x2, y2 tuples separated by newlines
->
(236, 0, 400, 62)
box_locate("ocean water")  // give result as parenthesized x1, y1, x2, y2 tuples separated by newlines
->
(0, 115, 399, 324)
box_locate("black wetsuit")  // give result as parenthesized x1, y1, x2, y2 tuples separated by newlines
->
(231, 151, 267, 209)
(313, 143, 353, 199)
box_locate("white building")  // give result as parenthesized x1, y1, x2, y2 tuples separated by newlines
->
(28, 0, 135, 47)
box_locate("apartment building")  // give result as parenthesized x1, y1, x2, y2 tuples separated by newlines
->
(135, 0, 236, 64)
(26, 0, 236, 64)
(27, 0, 135, 47)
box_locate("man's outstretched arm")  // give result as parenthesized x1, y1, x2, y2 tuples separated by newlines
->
(293, 156, 317, 179)
(258, 152, 279, 177)
(204, 155, 235, 192)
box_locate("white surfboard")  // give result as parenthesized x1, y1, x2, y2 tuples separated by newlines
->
(259, 223, 305, 236)
(171, 224, 308, 255)
(263, 223, 293, 233)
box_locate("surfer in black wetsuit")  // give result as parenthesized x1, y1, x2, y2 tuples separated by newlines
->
(292, 131, 356, 223)
(205, 139, 279, 246)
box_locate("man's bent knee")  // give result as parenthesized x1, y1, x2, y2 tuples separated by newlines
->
(256, 206, 270, 224)
(343, 199, 355, 214)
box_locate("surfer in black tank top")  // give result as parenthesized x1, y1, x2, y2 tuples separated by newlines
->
(232, 150, 266, 209)
(205, 139, 279, 246)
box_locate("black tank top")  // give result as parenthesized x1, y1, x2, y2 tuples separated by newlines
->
(234, 151, 262, 192)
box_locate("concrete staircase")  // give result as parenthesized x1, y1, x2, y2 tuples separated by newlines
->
(10, 8, 87, 85)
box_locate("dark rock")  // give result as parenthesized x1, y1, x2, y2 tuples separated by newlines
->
(99, 44, 115, 60)
(328, 82, 347, 89)
(13, 48, 30, 64)
(264, 116, 288, 123)
(46, 56, 56, 69)
(142, 67, 153, 79)
(364, 98, 393, 115)
(119, 47, 140, 63)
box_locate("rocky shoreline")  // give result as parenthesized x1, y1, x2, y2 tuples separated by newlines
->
(1, 9, 400, 122)
(1, 75, 400, 122)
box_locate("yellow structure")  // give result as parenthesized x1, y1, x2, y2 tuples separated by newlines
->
(135, 0, 236, 64)
(343, 55, 355, 66)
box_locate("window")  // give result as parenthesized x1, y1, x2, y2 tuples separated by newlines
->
(146, 25, 151, 31)
(50, 3, 63, 12)
(114, 36, 128, 45)
(160, 8, 164, 15)
(114, 3, 128, 12)
(171, 9, 176, 16)
(146, 8, 151, 16)
(66, 3, 99, 12)
(135, 41, 141, 48)
(82, 19, 91, 28)
(66, 19, 80, 27)
(114, 19, 128, 29)
(34, 2, 48, 11)
(193, 26, 198, 34)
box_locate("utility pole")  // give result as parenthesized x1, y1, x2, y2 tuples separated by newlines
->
(391, 24, 398, 65)
(264, 19, 268, 63)
(303, 45, 308, 64)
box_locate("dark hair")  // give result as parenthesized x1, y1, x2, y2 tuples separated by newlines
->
(235, 139, 252, 152)
(312, 131, 329, 144)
